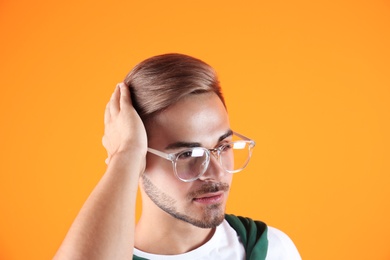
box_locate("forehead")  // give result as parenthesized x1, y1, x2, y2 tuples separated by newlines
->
(146, 93, 230, 149)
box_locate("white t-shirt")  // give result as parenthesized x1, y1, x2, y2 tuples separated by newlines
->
(134, 219, 301, 259)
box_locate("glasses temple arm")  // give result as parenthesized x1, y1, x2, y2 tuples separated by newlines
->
(233, 131, 253, 141)
(147, 147, 173, 161)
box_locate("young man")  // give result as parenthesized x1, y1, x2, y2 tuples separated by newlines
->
(54, 54, 301, 259)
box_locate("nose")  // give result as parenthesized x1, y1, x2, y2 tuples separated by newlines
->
(198, 151, 225, 181)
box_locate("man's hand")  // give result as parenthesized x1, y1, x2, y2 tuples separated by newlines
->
(54, 83, 145, 260)
(102, 83, 147, 165)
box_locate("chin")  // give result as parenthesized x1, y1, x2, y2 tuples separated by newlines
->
(193, 214, 225, 229)
(176, 204, 226, 229)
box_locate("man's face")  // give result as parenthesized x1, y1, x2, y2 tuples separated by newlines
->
(142, 93, 233, 229)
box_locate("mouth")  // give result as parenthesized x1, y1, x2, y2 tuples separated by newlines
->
(192, 191, 224, 204)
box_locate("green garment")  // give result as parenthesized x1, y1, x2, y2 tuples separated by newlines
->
(133, 214, 268, 260)
(225, 214, 268, 260)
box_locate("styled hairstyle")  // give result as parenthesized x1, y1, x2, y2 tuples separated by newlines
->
(124, 53, 226, 122)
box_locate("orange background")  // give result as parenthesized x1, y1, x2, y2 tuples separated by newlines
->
(1, 0, 389, 259)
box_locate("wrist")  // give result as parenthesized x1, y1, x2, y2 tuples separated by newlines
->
(107, 150, 146, 176)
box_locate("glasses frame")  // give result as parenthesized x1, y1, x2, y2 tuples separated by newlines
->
(147, 131, 255, 182)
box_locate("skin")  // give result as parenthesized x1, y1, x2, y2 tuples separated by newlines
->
(136, 92, 233, 254)
(53, 84, 233, 259)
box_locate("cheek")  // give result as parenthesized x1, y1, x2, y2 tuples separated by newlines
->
(144, 155, 190, 195)
(225, 173, 234, 187)
(145, 153, 171, 176)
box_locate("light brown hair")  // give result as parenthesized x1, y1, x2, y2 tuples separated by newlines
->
(124, 53, 226, 122)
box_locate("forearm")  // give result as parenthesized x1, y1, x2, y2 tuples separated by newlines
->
(54, 152, 143, 260)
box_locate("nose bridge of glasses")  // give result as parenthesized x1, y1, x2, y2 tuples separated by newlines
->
(196, 148, 224, 181)
(207, 147, 228, 174)
(208, 147, 220, 160)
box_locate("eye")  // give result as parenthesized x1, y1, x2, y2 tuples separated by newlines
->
(220, 143, 233, 153)
(177, 148, 206, 160)
(177, 150, 193, 160)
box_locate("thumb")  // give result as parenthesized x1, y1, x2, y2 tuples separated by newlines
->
(118, 82, 132, 109)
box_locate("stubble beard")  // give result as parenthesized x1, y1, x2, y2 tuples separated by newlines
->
(142, 175, 229, 229)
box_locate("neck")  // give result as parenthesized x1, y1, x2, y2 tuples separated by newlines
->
(135, 208, 216, 255)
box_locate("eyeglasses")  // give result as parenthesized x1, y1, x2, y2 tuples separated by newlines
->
(147, 132, 255, 182)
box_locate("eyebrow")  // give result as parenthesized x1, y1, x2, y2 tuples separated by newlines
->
(165, 129, 233, 150)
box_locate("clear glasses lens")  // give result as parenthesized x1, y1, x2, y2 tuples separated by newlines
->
(174, 141, 254, 181)
(175, 148, 210, 181)
(221, 141, 253, 173)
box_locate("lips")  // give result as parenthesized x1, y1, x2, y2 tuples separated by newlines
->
(193, 192, 224, 204)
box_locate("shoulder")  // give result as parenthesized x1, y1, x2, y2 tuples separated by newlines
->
(225, 215, 301, 260)
(266, 226, 301, 260)
(225, 214, 267, 234)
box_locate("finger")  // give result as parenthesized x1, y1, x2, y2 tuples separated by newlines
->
(102, 136, 110, 164)
(104, 102, 110, 125)
(118, 83, 132, 109)
(102, 135, 106, 147)
(109, 84, 121, 115)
